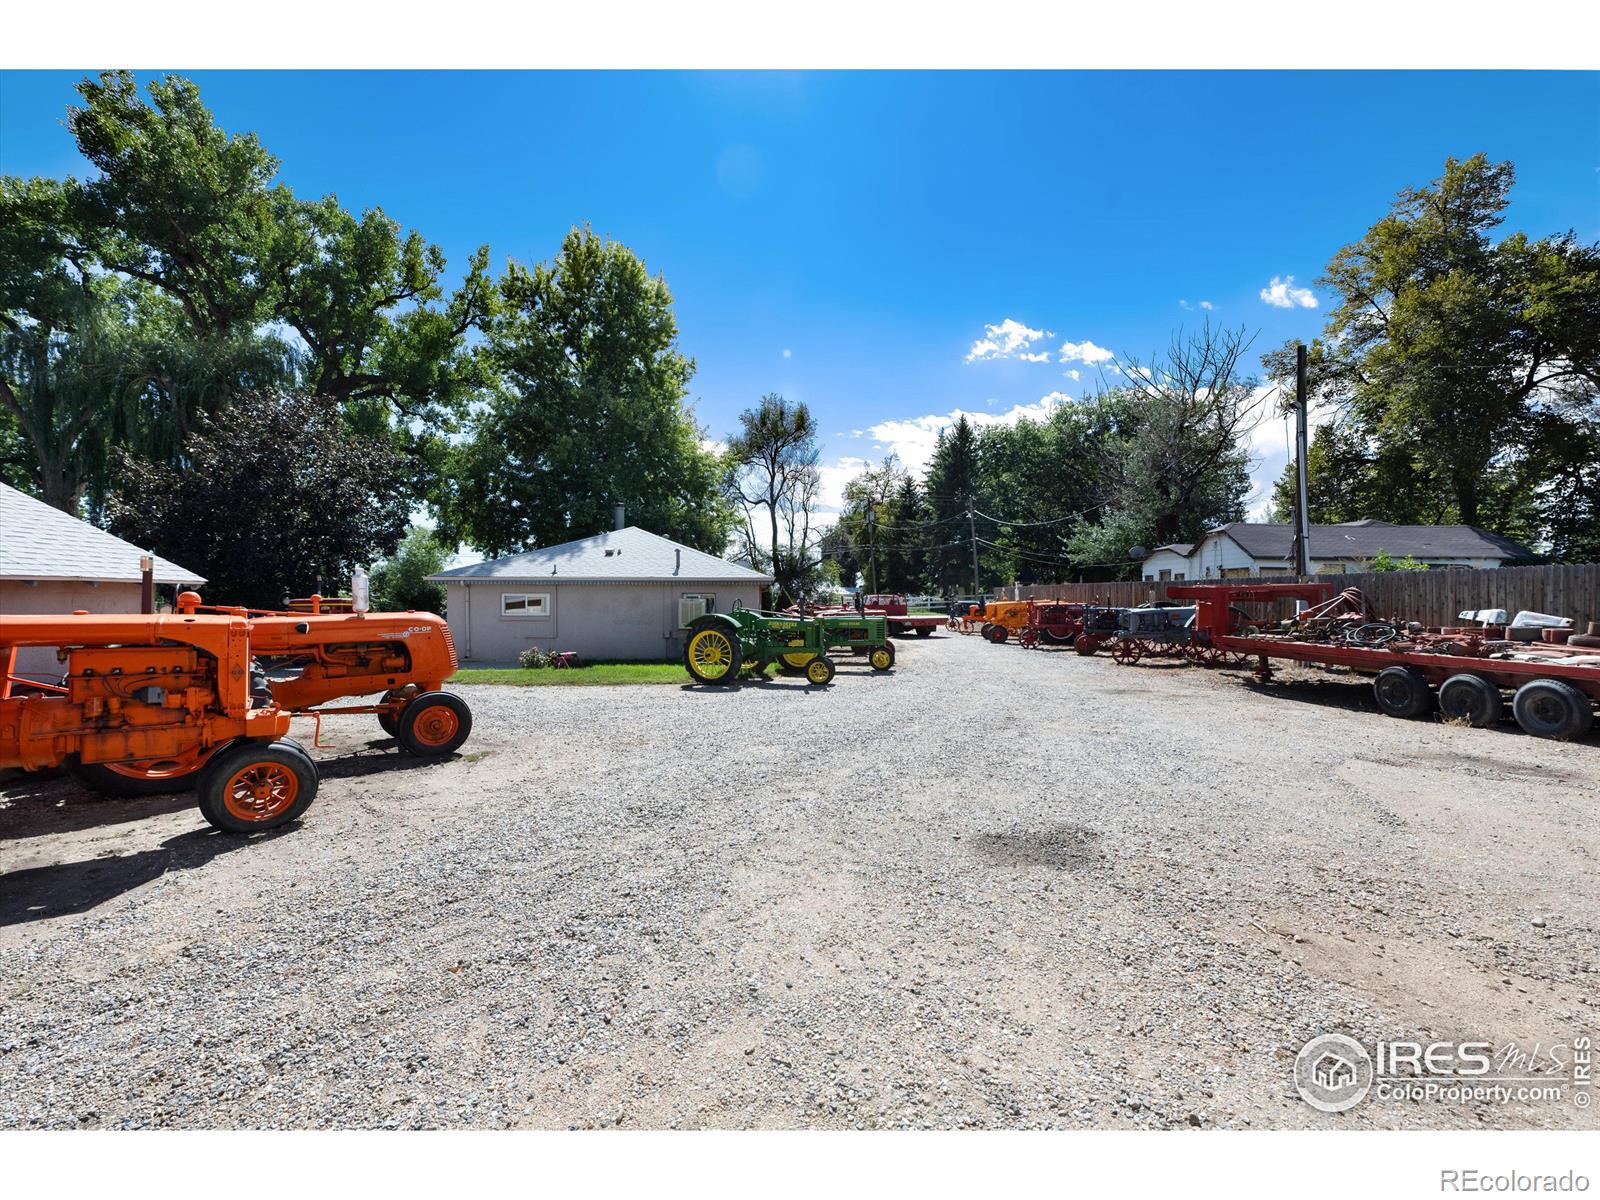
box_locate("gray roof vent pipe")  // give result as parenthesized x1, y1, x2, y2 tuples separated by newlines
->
(675, 548, 681, 575)
(613, 503, 626, 530)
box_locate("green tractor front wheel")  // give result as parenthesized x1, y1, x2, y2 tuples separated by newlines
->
(805, 656, 836, 686)
(868, 644, 895, 672)
(685, 624, 743, 685)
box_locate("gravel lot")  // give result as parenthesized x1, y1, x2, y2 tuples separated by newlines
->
(2, 632, 1596, 1130)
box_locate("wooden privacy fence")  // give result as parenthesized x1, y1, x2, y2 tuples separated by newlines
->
(997, 563, 1600, 631)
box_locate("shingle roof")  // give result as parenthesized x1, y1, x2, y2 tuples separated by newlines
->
(0, 483, 205, 585)
(1150, 542, 1194, 556)
(1209, 521, 1535, 562)
(427, 526, 774, 584)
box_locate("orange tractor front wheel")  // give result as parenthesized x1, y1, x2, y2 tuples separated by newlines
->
(397, 691, 473, 757)
(197, 739, 319, 834)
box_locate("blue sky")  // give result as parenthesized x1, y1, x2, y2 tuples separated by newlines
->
(3, 70, 1597, 517)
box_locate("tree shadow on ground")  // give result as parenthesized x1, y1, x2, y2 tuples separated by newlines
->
(0, 826, 288, 925)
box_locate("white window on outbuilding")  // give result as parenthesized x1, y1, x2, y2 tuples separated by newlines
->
(501, 592, 551, 618)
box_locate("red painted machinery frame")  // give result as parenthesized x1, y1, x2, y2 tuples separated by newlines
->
(1168, 582, 1600, 701)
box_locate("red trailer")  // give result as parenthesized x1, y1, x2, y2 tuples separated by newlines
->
(1168, 582, 1599, 741)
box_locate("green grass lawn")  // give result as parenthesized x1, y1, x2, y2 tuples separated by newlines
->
(451, 661, 688, 686)
(451, 659, 790, 686)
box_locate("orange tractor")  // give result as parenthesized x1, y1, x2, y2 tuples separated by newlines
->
(0, 611, 318, 833)
(3, 588, 470, 802)
(970, 600, 1033, 644)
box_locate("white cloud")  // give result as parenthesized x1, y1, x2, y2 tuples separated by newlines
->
(1065, 368, 1081, 381)
(700, 437, 727, 457)
(1200, 300, 1214, 310)
(1240, 386, 1337, 518)
(1180, 299, 1216, 312)
(965, 317, 1053, 363)
(815, 455, 874, 514)
(782, 348, 792, 358)
(1260, 275, 1318, 309)
(866, 394, 1072, 475)
(1058, 339, 1115, 366)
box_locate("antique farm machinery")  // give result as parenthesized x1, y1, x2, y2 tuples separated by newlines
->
(57, 587, 469, 797)
(682, 606, 893, 686)
(1169, 581, 1600, 740)
(1016, 600, 1087, 649)
(0, 611, 318, 833)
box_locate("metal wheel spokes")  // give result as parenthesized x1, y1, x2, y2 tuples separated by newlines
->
(689, 629, 735, 679)
(223, 762, 300, 823)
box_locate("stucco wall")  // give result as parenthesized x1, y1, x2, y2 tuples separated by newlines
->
(446, 581, 765, 664)
(0, 579, 144, 679)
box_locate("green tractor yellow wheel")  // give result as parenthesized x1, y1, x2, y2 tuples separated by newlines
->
(805, 656, 836, 686)
(778, 637, 815, 674)
(685, 624, 743, 684)
(869, 644, 895, 672)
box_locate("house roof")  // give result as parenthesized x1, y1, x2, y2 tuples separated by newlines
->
(0, 483, 206, 586)
(1149, 542, 1194, 557)
(427, 526, 775, 585)
(1201, 521, 1536, 563)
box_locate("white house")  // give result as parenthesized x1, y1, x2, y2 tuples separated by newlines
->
(1140, 543, 1195, 581)
(1142, 521, 1534, 581)
(427, 526, 773, 664)
(0, 482, 206, 677)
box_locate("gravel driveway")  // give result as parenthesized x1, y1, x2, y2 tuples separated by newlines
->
(2, 633, 1595, 1130)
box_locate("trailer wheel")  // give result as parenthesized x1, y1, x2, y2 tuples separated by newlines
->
(67, 743, 221, 797)
(915, 626, 934, 638)
(197, 740, 317, 834)
(986, 624, 1008, 644)
(399, 692, 473, 756)
(805, 656, 836, 686)
(1511, 679, 1594, 741)
(1373, 666, 1433, 719)
(869, 644, 895, 671)
(1438, 674, 1503, 728)
(685, 624, 743, 684)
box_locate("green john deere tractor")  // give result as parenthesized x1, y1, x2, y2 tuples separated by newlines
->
(682, 606, 894, 686)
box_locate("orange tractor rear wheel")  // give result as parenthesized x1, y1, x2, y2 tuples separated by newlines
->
(67, 743, 221, 797)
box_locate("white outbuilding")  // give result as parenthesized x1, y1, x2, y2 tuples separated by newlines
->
(427, 526, 772, 664)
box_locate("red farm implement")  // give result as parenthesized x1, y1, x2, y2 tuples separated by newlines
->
(1168, 581, 1600, 741)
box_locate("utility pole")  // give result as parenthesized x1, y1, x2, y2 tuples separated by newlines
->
(1292, 342, 1311, 577)
(866, 501, 879, 595)
(967, 506, 981, 598)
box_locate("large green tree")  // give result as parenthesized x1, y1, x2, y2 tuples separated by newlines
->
(1264, 154, 1600, 551)
(923, 415, 985, 593)
(3, 71, 490, 515)
(107, 391, 410, 608)
(444, 226, 733, 556)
